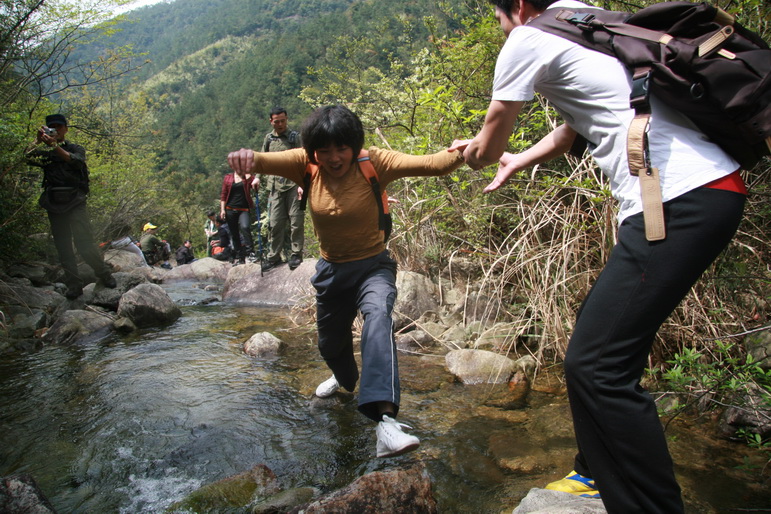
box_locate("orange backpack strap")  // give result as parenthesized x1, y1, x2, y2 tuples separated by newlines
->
(357, 150, 392, 242)
(298, 150, 392, 242)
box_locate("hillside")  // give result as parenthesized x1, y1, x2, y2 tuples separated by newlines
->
(71, 0, 476, 179)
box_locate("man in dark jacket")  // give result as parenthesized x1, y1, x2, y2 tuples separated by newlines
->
(27, 114, 116, 299)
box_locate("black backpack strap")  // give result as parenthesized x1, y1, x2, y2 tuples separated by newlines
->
(299, 165, 313, 211)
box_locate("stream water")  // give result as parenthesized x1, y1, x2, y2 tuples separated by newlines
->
(0, 282, 768, 513)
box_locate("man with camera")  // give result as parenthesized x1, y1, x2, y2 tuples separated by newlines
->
(26, 113, 116, 299)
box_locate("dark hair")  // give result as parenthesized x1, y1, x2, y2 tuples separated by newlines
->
(207, 210, 216, 217)
(270, 106, 288, 119)
(487, 0, 557, 13)
(301, 105, 364, 165)
(216, 216, 225, 224)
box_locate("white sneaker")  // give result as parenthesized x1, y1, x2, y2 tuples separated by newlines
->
(315, 375, 339, 398)
(376, 415, 420, 458)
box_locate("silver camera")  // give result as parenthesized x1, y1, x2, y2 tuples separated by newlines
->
(43, 127, 57, 137)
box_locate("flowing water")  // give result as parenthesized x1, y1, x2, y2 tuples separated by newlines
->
(0, 282, 768, 513)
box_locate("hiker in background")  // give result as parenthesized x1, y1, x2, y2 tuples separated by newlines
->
(204, 210, 218, 257)
(210, 216, 233, 262)
(104, 223, 148, 266)
(455, 0, 746, 511)
(220, 159, 256, 266)
(175, 239, 195, 266)
(26, 113, 117, 299)
(228, 105, 466, 458)
(140, 223, 173, 269)
(255, 106, 305, 271)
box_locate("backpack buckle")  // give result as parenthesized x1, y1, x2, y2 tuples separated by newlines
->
(566, 12, 597, 30)
(630, 70, 651, 108)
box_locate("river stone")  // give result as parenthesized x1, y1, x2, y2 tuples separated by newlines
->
(0, 277, 65, 312)
(244, 332, 285, 358)
(103, 248, 146, 271)
(164, 256, 230, 282)
(166, 464, 280, 512)
(290, 464, 437, 513)
(445, 349, 517, 385)
(8, 310, 47, 339)
(0, 474, 56, 514)
(252, 487, 318, 513)
(513, 488, 607, 513)
(84, 272, 146, 311)
(5, 262, 56, 286)
(117, 283, 181, 328)
(222, 259, 315, 306)
(719, 382, 771, 439)
(42, 309, 115, 345)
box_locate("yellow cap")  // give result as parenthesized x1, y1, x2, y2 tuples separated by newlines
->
(143, 223, 158, 231)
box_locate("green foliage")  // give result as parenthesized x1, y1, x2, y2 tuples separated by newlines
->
(652, 341, 771, 449)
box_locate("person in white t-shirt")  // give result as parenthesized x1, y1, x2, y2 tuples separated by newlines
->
(454, 0, 747, 512)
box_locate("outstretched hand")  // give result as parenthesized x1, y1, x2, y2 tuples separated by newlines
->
(228, 148, 255, 175)
(483, 152, 522, 193)
(449, 139, 471, 155)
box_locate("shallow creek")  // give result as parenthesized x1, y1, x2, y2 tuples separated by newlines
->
(0, 282, 768, 512)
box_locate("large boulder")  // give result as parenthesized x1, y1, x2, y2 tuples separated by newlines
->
(117, 283, 181, 328)
(222, 259, 315, 306)
(164, 257, 231, 283)
(42, 309, 115, 345)
(291, 464, 437, 513)
(103, 248, 146, 271)
(83, 272, 148, 311)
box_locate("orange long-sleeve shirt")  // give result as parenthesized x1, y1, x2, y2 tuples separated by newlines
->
(252, 146, 464, 262)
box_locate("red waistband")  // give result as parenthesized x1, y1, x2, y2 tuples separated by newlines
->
(703, 170, 747, 195)
(226, 206, 249, 212)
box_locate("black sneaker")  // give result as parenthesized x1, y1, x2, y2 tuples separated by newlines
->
(288, 254, 303, 270)
(262, 259, 283, 272)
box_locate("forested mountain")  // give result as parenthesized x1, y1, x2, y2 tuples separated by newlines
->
(73, 0, 478, 180)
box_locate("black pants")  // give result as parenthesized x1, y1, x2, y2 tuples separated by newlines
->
(47, 202, 110, 289)
(564, 187, 745, 513)
(225, 208, 253, 260)
(311, 251, 399, 421)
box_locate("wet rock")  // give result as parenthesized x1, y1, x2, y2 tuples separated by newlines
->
(0, 474, 56, 513)
(445, 349, 517, 385)
(5, 262, 56, 286)
(252, 487, 318, 513)
(42, 309, 115, 345)
(513, 488, 606, 513)
(166, 464, 280, 513)
(244, 332, 285, 358)
(117, 283, 181, 328)
(8, 310, 47, 339)
(0, 277, 65, 313)
(84, 272, 147, 311)
(112, 316, 137, 334)
(290, 464, 436, 513)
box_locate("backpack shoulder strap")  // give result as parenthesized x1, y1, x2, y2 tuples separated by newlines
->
(299, 162, 317, 211)
(357, 150, 392, 242)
